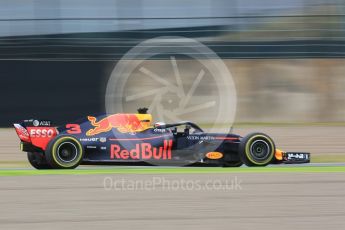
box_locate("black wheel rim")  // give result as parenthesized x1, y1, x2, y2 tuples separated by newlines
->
(249, 140, 270, 161)
(57, 142, 78, 163)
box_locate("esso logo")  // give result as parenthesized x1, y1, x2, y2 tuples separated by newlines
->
(30, 128, 55, 138)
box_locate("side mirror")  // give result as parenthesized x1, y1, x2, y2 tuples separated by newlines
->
(184, 125, 191, 135)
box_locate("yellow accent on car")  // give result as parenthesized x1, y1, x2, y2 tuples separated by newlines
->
(136, 113, 153, 130)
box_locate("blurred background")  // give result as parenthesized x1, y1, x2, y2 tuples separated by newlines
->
(1, 0, 345, 164)
(1, 3, 344, 229)
(1, 0, 345, 125)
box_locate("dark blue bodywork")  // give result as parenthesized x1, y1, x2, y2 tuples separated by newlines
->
(57, 114, 242, 165)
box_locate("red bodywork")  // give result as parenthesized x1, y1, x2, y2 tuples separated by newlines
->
(14, 124, 31, 143)
(14, 124, 57, 150)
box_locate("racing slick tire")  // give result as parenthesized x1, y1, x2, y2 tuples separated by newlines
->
(239, 132, 275, 167)
(27, 152, 52, 169)
(45, 135, 84, 169)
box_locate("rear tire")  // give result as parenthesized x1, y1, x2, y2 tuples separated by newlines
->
(27, 152, 52, 169)
(239, 132, 275, 167)
(45, 135, 84, 169)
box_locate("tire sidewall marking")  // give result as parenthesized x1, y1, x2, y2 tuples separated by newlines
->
(52, 136, 83, 168)
(244, 135, 275, 165)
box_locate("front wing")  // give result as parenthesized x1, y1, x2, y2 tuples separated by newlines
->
(282, 152, 310, 164)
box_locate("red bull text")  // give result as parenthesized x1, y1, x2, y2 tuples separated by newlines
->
(110, 140, 173, 160)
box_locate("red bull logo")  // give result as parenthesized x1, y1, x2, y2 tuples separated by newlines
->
(111, 140, 173, 160)
(86, 114, 149, 136)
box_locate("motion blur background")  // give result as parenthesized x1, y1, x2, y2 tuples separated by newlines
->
(1, 3, 344, 229)
(0, 0, 345, 125)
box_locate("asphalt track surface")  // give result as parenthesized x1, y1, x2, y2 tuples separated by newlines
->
(1, 127, 345, 229)
(0, 167, 344, 230)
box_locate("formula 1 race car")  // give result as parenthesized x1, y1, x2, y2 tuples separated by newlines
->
(13, 108, 310, 169)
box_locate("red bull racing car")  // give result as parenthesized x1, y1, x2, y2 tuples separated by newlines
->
(13, 108, 310, 169)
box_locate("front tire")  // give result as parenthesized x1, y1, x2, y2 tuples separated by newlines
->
(27, 152, 52, 169)
(239, 132, 275, 167)
(45, 135, 84, 169)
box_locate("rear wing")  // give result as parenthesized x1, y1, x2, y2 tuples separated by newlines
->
(13, 119, 58, 150)
(13, 123, 31, 143)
